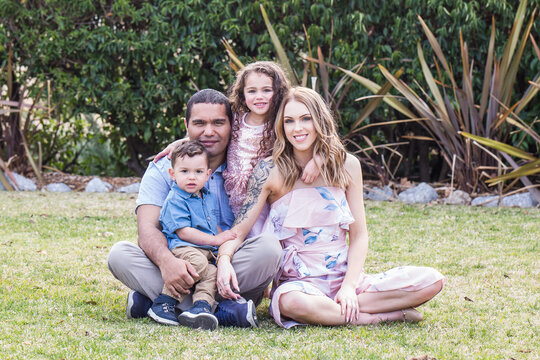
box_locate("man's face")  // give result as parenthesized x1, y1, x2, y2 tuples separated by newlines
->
(185, 103, 231, 164)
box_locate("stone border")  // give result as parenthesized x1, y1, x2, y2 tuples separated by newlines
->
(2, 172, 538, 208)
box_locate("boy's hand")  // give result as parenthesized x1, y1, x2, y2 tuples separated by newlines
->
(213, 230, 237, 246)
(153, 138, 188, 163)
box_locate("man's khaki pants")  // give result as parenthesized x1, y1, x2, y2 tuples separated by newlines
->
(107, 233, 282, 310)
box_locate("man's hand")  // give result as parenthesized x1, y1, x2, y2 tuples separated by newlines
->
(213, 230, 237, 246)
(216, 257, 240, 300)
(160, 256, 199, 297)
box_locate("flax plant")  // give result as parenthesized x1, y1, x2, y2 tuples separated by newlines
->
(375, 0, 539, 194)
(459, 32, 540, 202)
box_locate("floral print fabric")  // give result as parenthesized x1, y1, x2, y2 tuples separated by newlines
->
(265, 187, 445, 328)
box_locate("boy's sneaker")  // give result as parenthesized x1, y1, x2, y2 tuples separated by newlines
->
(177, 300, 218, 331)
(214, 298, 259, 328)
(147, 294, 179, 326)
(126, 290, 152, 319)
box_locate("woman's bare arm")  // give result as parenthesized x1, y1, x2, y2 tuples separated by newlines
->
(333, 153, 369, 321)
(216, 158, 277, 298)
(342, 153, 369, 284)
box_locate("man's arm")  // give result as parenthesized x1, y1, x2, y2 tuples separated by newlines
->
(137, 204, 197, 296)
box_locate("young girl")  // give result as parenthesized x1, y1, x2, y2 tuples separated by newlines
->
(223, 61, 320, 236)
(216, 87, 445, 328)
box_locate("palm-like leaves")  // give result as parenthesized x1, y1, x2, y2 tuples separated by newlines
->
(375, 0, 539, 193)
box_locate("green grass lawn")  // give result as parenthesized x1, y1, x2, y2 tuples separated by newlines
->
(0, 192, 538, 359)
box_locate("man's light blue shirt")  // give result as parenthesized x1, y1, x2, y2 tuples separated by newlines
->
(136, 157, 234, 231)
(159, 183, 218, 252)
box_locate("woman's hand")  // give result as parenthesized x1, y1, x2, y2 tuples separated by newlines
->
(216, 256, 241, 300)
(334, 284, 359, 323)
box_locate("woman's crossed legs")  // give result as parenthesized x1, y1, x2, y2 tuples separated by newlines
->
(278, 280, 444, 326)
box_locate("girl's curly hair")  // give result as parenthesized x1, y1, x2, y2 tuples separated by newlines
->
(228, 61, 291, 165)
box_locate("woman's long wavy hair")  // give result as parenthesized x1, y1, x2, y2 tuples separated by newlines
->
(273, 87, 351, 190)
(228, 61, 290, 165)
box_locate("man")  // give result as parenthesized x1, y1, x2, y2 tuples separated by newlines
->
(107, 89, 282, 326)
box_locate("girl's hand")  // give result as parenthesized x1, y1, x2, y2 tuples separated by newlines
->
(216, 256, 241, 300)
(301, 158, 320, 184)
(334, 284, 359, 323)
(153, 138, 188, 162)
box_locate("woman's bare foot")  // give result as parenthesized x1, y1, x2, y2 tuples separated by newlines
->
(402, 308, 423, 323)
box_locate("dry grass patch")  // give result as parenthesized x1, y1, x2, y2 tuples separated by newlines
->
(0, 193, 538, 359)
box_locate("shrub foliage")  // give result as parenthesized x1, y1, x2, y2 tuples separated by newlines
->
(1, 0, 538, 176)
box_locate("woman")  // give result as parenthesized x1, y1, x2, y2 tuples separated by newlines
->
(216, 87, 444, 328)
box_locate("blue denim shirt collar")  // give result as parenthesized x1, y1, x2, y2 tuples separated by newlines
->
(173, 183, 210, 200)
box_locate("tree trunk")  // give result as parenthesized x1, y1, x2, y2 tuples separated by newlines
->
(418, 140, 430, 182)
(126, 136, 155, 177)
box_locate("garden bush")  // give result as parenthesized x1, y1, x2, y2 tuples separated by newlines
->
(1, 0, 538, 177)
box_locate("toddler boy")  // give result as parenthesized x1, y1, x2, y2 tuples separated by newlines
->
(147, 140, 236, 330)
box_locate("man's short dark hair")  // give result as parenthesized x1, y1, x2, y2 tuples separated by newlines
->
(185, 89, 233, 125)
(170, 140, 209, 168)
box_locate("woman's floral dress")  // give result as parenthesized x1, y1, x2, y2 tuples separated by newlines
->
(264, 187, 445, 328)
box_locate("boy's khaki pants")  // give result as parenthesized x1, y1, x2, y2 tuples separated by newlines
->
(162, 247, 216, 305)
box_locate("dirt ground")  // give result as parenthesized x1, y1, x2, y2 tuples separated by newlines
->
(33, 172, 142, 192)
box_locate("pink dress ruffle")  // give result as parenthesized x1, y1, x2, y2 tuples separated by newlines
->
(264, 187, 445, 328)
(223, 113, 269, 237)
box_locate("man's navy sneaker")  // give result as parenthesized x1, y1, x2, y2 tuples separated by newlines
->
(177, 300, 218, 330)
(147, 293, 179, 326)
(214, 298, 259, 328)
(126, 290, 152, 319)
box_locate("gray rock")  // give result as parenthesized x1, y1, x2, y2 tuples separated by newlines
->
(365, 185, 394, 201)
(2, 172, 37, 191)
(444, 190, 471, 205)
(117, 182, 140, 194)
(44, 183, 72, 192)
(501, 193, 538, 208)
(398, 182, 438, 204)
(471, 195, 499, 207)
(85, 177, 112, 193)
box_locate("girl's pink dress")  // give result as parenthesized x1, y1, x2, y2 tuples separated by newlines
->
(223, 113, 269, 237)
(264, 186, 445, 328)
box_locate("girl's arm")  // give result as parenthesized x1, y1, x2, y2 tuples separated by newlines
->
(153, 137, 189, 162)
(334, 153, 369, 322)
(301, 153, 323, 184)
(216, 158, 277, 299)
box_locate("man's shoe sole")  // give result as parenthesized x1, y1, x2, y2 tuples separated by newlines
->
(147, 308, 179, 326)
(246, 300, 259, 328)
(178, 312, 218, 331)
(126, 290, 135, 319)
(126, 290, 152, 319)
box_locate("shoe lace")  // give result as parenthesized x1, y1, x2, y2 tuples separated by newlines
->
(161, 302, 175, 313)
